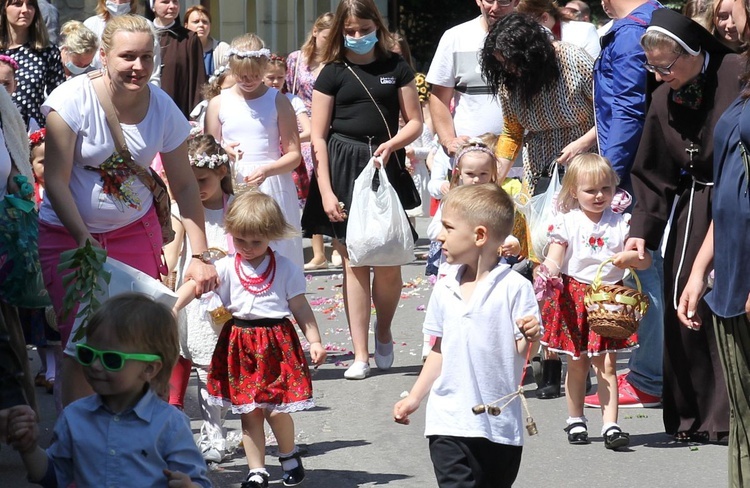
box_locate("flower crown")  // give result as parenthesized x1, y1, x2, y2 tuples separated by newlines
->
(188, 151, 229, 169)
(269, 53, 285, 63)
(208, 65, 228, 84)
(29, 128, 45, 148)
(228, 48, 270, 59)
(0, 54, 18, 72)
(455, 138, 497, 165)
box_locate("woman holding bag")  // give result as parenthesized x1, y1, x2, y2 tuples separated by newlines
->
(301, 0, 421, 380)
(39, 14, 217, 406)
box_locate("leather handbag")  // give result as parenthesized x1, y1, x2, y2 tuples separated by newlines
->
(88, 71, 175, 244)
(344, 63, 421, 210)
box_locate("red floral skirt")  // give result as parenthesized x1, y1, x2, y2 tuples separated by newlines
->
(540, 275, 637, 359)
(207, 318, 314, 414)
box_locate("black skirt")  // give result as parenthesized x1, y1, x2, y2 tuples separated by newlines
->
(301, 133, 415, 242)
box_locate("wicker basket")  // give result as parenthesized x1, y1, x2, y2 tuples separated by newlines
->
(584, 258, 650, 340)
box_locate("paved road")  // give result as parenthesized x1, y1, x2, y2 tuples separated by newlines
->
(0, 216, 728, 487)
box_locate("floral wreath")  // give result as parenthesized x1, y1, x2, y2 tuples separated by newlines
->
(208, 65, 228, 84)
(228, 48, 271, 59)
(29, 128, 45, 148)
(0, 54, 18, 72)
(269, 53, 285, 63)
(188, 152, 229, 169)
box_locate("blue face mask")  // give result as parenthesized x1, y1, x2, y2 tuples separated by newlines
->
(344, 30, 378, 55)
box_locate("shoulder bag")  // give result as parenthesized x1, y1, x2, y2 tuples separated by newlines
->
(88, 71, 175, 244)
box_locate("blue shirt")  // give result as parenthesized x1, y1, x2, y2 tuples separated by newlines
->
(594, 1, 661, 192)
(705, 96, 750, 318)
(39, 389, 211, 488)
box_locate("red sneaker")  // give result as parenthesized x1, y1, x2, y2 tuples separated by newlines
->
(584, 374, 661, 408)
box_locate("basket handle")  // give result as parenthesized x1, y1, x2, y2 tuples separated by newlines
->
(590, 257, 642, 293)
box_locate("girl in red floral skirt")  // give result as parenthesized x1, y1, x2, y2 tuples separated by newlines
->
(533, 154, 651, 451)
(175, 189, 326, 488)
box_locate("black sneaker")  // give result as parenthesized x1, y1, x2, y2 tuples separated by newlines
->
(241, 471, 269, 488)
(280, 452, 305, 486)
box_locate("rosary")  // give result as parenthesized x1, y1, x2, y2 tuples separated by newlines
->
(470, 347, 538, 436)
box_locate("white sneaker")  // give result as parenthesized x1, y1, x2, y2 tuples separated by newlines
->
(202, 446, 225, 463)
(344, 361, 371, 380)
(373, 320, 394, 370)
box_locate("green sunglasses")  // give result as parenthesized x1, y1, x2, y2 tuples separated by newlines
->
(76, 344, 162, 372)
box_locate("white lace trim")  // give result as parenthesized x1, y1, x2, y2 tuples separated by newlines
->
(207, 396, 315, 414)
(541, 343, 640, 360)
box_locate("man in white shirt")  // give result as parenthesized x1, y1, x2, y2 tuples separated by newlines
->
(426, 0, 519, 199)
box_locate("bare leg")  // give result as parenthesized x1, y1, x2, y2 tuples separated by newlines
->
(371, 266, 402, 345)
(61, 355, 93, 407)
(335, 241, 372, 364)
(241, 410, 267, 469)
(305, 235, 327, 267)
(565, 356, 591, 418)
(265, 411, 296, 454)
(593, 353, 619, 424)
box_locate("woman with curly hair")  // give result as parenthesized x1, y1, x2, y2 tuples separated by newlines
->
(481, 13, 595, 196)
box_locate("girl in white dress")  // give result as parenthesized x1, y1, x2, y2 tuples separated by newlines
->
(163, 134, 233, 463)
(205, 34, 304, 271)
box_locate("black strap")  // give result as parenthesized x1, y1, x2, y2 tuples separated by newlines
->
(232, 317, 290, 328)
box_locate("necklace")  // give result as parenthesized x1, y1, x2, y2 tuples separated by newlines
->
(235, 250, 276, 295)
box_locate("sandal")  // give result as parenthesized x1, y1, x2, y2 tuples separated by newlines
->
(564, 422, 590, 445)
(674, 431, 709, 444)
(604, 426, 630, 450)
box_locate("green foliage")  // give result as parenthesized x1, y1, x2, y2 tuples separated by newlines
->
(57, 241, 111, 342)
(396, 0, 477, 71)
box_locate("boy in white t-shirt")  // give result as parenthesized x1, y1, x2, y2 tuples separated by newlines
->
(393, 183, 541, 488)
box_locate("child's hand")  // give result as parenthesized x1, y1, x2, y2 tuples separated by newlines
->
(164, 469, 196, 487)
(244, 166, 267, 187)
(394, 395, 421, 425)
(501, 236, 521, 258)
(7, 405, 38, 453)
(308, 342, 327, 367)
(516, 316, 541, 342)
(223, 141, 243, 162)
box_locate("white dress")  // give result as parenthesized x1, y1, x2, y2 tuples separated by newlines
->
(174, 204, 231, 365)
(218, 87, 304, 271)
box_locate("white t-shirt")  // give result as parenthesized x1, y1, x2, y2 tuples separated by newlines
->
(214, 251, 306, 320)
(285, 93, 306, 116)
(39, 74, 190, 233)
(423, 263, 540, 446)
(426, 17, 504, 139)
(561, 20, 601, 59)
(548, 208, 630, 284)
(0, 130, 12, 198)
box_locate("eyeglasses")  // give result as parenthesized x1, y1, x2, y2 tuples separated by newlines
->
(643, 54, 682, 76)
(482, 0, 514, 6)
(76, 344, 162, 372)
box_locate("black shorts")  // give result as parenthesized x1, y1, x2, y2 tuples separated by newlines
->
(428, 435, 522, 488)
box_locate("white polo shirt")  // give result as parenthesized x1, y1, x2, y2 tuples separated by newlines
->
(423, 263, 540, 446)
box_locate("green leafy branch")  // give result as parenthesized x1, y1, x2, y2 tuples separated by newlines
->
(57, 241, 110, 342)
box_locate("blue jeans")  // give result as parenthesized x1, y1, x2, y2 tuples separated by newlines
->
(623, 250, 664, 397)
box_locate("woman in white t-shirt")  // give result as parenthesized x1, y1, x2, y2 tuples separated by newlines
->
(39, 14, 218, 407)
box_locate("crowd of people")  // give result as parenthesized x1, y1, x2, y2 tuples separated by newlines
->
(0, 0, 747, 486)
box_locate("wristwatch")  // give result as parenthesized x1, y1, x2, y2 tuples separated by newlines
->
(191, 251, 212, 264)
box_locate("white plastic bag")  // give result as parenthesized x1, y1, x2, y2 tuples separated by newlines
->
(515, 162, 562, 261)
(65, 257, 178, 355)
(346, 157, 415, 267)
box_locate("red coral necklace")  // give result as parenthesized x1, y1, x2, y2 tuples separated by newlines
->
(235, 249, 276, 295)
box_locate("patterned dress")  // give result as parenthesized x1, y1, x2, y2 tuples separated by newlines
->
(540, 208, 638, 359)
(2, 44, 64, 128)
(285, 51, 317, 187)
(495, 42, 594, 195)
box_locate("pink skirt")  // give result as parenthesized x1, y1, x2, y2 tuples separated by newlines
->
(39, 206, 164, 346)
